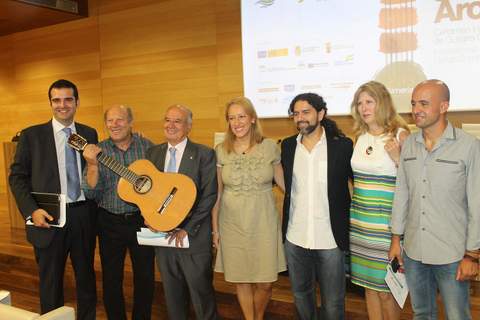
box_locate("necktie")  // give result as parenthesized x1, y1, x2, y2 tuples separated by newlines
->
(63, 127, 81, 201)
(166, 147, 177, 173)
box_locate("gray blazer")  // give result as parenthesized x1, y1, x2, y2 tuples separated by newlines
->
(146, 139, 217, 253)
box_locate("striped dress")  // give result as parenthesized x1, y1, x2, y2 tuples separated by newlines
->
(350, 131, 403, 292)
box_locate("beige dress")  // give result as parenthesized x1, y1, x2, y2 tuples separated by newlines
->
(214, 139, 287, 282)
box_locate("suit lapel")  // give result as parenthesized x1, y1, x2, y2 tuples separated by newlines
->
(43, 121, 61, 191)
(326, 133, 338, 194)
(157, 144, 168, 172)
(178, 139, 195, 175)
(287, 138, 297, 174)
(74, 123, 87, 170)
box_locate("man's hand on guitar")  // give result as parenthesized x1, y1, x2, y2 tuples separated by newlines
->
(31, 208, 53, 228)
(167, 229, 188, 248)
(83, 144, 102, 166)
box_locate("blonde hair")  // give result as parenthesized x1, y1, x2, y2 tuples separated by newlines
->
(222, 97, 263, 154)
(351, 81, 409, 139)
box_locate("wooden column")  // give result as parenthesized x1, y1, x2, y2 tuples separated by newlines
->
(3, 142, 24, 230)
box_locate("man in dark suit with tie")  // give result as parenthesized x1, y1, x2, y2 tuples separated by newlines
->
(9, 79, 98, 319)
(281, 93, 353, 320)
(146, 104, 218, 319)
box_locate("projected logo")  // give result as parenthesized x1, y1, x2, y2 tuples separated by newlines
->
(374, 0, 427, 112)
(255, 0, 304, 8)
(255, 0, 275, 7)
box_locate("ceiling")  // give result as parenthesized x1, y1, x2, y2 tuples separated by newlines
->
(0, 0, 88, 37)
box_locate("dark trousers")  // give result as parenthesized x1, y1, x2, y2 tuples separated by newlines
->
(155, 247, 218, 320)
(34, 202, 97, 320)
(98, 208, 155, 320)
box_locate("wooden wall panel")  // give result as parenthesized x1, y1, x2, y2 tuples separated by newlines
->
(99, 0, 219, 144)
(215, 0, 244, 134)
(0, 16, 103, 195)
(10, 18, 103, 133)
(0, 36, 15, 194)
(98, 0, 161, 15)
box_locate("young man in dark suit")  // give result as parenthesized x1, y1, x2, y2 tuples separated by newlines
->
(281, 93, 353, 320)
(9, 79, 98, 319)
(146, 104, 218, 320)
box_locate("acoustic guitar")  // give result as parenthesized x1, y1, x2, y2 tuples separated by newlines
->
(68, 133, 197, 231)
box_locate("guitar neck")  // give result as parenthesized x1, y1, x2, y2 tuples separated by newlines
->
(97, 153, 138, 184)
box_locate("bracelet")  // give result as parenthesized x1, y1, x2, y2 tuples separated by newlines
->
(463, 254, 479, 263)
(211, 231, 219, 235)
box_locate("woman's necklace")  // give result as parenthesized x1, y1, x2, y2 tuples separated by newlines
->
(234, 141, 252, 155)
(365, 130, 384, 156)
(366, 144, 373, 155)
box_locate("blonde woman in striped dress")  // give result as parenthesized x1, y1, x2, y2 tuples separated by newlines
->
(349, 81, 409, 320)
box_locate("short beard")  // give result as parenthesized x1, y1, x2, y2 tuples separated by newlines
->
(297, 121, 319, 135)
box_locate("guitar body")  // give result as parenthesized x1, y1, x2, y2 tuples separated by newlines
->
(117, 159, 197, 231)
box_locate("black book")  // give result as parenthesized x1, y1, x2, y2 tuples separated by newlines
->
(31, 192, 61, 225)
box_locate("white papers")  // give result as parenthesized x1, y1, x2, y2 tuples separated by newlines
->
(27, 194, 66, 228)
(385, 264, 409, 308)
(136, 228, 190, 248)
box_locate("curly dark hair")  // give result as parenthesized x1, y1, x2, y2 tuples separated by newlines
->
(289, 93, 345, 138)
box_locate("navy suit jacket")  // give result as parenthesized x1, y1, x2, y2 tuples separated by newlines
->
(9, 120, 98, 248)
(146, 139, 217, 253)
(281, 132, 353, 251)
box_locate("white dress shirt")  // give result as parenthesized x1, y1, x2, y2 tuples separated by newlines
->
(51, 117, 85, 202)
(286, 131, 337, 249)
(164, 138, 188, 173)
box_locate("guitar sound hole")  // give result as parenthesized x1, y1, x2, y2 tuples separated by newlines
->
(134, 176, 152, 194)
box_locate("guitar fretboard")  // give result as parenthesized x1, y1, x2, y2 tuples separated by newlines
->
(97, 153, 139, 184)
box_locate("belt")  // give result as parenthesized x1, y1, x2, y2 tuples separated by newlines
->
(102, 208, 140, 220)
(66, 200, 88, 208)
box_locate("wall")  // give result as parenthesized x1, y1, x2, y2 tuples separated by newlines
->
(0, 0, 479, 195)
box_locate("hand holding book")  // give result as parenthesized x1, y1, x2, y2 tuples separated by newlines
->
(26, 192, 66, 228)
(30, 208, 54, 228)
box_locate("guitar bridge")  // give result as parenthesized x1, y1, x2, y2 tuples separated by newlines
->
(157, 187, 178, 214)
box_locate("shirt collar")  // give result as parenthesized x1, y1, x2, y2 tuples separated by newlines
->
(415, 121, 456, 145)
(168, 137, 188, 153)
(52, 117, 75, 134)
(296, 126, 326, 147)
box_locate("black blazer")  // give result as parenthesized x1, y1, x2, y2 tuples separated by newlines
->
(281, 132, 353, 251)
(9, 121, 98, 248)
(146, 139, 217, 253)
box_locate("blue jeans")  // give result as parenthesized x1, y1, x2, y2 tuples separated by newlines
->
(403, 253, 471, 320)
(284, 240, 345, 320)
